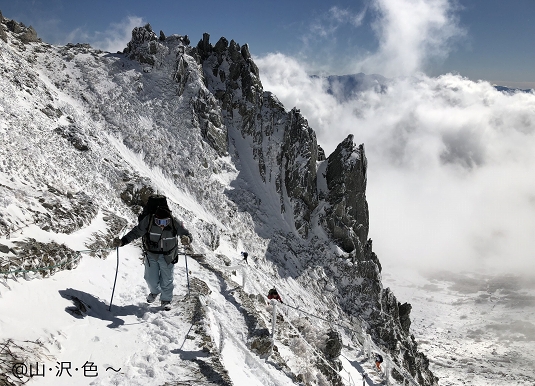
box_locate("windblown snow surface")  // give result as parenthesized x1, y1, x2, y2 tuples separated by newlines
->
(1, 25, 535, 386)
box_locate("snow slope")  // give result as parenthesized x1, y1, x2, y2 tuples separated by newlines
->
(0, 23, 396, 386)
(0, 214, 387, 386)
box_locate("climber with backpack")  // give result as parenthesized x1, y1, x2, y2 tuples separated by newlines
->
(112, 195, 192, 311)
(375, 353, 383, 371)
(267, 287, 283, 303)
(241, 251, 248, 264)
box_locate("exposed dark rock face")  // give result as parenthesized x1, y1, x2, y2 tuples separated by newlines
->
(19, 25, 38, 44)
(42, 104, 63, 119)
(196, 34, 320, 237)
(6, 19, 23, 34)
(191, 88, 228, 157)
(173, 48, 190, 95)
(324, 135, 369, 257)
(2, 15, 39, 44)
(378, 289, 438, 385)
(196, 32, 212, 60)
(123, 23, 190, 66)
(317, 144, 326, 161)
(194, 34, 369, 246)
(282, 109, 319, 237)
(54, 125, 90, 151)
(332, 246, 382, 314)
(324, 329, 343, 359)
(0, 11, 7, 43)
(123, 23, 159, 65)
(399, 302, 412, 333)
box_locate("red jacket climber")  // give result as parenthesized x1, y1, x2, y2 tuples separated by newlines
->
(267, 288, 283, 303)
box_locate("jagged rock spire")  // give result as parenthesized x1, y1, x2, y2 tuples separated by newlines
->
(0, 12, 39, 43)
(324, 135, 369, 257)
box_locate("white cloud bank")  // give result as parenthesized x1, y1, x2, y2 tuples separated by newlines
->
(255, 0, 535, 277)
(360, 0, 464, 76)
(302, 0, 464, 77)
(258, 54, 535, 276)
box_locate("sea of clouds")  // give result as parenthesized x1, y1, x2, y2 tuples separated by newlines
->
(255, 0, 535, 277)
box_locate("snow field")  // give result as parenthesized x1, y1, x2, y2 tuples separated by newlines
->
(383, 269, 535, 386)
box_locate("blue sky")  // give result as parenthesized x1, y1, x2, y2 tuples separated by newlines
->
(1, 0, 533, 88)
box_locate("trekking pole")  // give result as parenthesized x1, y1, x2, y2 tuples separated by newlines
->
(271, 300, 277, 338)
(109, 247, 120, 311)
(184, 249, 190, 296)
(242, 266, 247, 290)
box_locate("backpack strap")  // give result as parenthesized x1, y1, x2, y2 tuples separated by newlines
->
(143, 214, 178, 253)
(143, 214, 167, 250)
(170, 217, 178, 237)
(142, 214, 154, 251)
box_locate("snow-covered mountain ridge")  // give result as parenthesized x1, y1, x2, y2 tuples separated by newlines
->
(0, 13, 435, 386)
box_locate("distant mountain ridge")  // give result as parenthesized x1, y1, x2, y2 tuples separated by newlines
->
(314, 72, 533, 102)
(493, 85, 534, 94)
(312, 73, 389, 102)
(0, 13, 437, 385)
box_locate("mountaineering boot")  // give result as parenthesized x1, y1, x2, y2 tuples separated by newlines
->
(161, 300, 171, 311)
(146, 293, 158, 303)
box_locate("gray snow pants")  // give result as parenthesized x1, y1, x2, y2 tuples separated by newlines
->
(144, 252, 174, 302)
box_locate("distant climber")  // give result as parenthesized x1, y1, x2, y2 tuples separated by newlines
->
(267, 288, 283, 303)
(241, 251, 248, 264)
(375, 353, 383, 371)
(112, 195, 192, 311)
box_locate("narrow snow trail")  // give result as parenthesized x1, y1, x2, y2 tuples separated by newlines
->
(201, 276, 296, 386)
(0, 227, 199, 386)
(340, 351, 384, 386)
(177, 247, 297, 386)
(215, 252, 386, 386)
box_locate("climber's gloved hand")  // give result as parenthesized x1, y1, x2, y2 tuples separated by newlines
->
(180, 235, 191, 245)
(112, 238, 123, 248)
